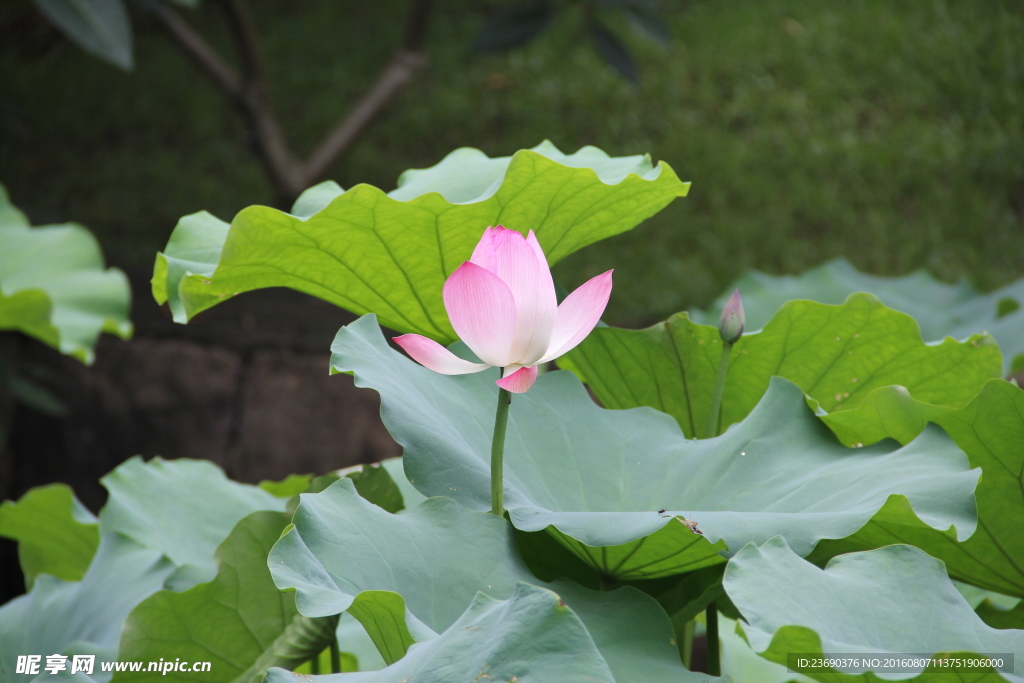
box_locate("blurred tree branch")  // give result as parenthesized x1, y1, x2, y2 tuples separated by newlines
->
(146, 0, 432, 206)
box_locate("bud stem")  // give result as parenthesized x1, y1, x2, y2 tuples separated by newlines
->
(329, 637, 341, 673)
(491, 385, 512, 516)
(705, 341, 733, 439)
(706, 601, 721, 676)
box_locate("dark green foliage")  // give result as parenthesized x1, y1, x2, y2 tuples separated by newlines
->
(3, 0, 1021, 325)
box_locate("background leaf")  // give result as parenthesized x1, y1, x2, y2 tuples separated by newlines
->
(977, 601, 1024, 631)
(692, 258, 1024, 375)
(33, 0, 133, 70)
(621, 0, 671, 45)
(588, 19, 639, 83)
(0, 184, 132, 364)
(0, 362, 65, 416)
(328, 315, 978, 580)
(259, 474, 314, 498)
(378, 458, 426, 510)
(152, 143, 689, 341)
(562, 294, 1001, 439)
(473, 1, 554, 52)
(0, 484, 98, 589)
(724, 538, 1024, 682)
(344, 464, 404, 515)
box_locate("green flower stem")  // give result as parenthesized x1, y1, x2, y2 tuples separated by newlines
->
(706, 601, 721, 677)
(680, 620, 695, 669)
(705, 341, 733, 438)
(491, 386, 512, 516)
(330, 637, 341, 673)
(310, 654, 320, 675)
(703, 338, 730, 675)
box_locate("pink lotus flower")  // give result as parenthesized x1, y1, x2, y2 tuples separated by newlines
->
(394, 226, 613, 394)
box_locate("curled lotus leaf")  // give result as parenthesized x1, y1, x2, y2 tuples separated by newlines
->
(724, 538, 1024, 682)
(265, 584, 618, 683)
(0, 183, 131, 364)
(268, 478, 717, 682)
(152, 142, 688, 342)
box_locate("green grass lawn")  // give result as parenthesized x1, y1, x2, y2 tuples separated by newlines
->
(1, 0, 1022, 326)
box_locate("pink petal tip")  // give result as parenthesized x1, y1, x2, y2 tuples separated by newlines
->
(542, 270, 613, 361)
(496, 365, 538, 393)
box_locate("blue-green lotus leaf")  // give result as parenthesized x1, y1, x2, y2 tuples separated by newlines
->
(101, 457, 287, 590)
(268, 478, 716, 682)
(0, 532, 174, 683)
(0, 184, 131, 364)
(152, 142, 689, 341)
(724, 538, 1024, 682)
(692, 258, 1024, 375)
(265, 584, 618, 683)
(327, 315, 977, 580)
(814, 379, 1024, 598)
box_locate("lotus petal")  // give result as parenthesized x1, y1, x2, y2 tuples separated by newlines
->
(442, 262, 516, 367)
(496, 365, 538, 393)
(394, 334, 491, 375)
(544, 271, 614, 361)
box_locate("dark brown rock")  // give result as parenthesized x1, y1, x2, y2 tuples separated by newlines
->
(227, 350, 400, 484)
(10, 335, 243, 510)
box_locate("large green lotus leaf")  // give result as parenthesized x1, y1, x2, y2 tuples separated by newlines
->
(809, 380, 1024, 598)
(561, 293, 1001, 439)
(691, 258, 1024, 375)
(269, 478, 714, 683)
(724, 538, 1024, 682)
(265, 584, 619, 683)
(0, 184, 131, 364)
(152, 142, 689, 340)
(116, 511, 336, 683)
(328, 315, 977, 580)
(100, 457, 287, 590)
(0, 484, 98, 589)
(0, 532, 175, 683)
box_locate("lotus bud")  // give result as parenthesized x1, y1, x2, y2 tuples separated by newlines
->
(718, 289, 745, 344)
